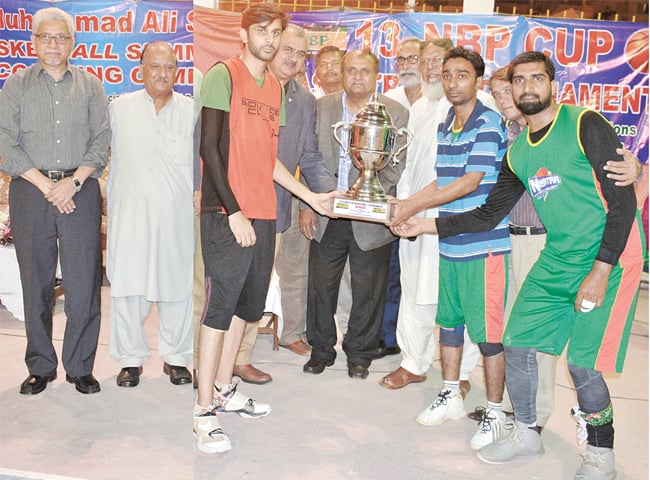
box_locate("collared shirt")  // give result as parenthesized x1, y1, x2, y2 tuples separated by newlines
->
(0, 62, 110, 177)
(507, 120, 545, 229)
(336, 91, 356, 191)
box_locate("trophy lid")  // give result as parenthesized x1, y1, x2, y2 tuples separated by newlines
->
(354, 92, 394, 127)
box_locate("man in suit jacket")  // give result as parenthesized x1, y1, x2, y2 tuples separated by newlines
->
(302, 49, 409, 379)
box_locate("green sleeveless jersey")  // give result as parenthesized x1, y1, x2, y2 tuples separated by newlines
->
(507, 104, 609, 269)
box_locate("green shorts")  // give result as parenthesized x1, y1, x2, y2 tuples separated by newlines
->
(503, 251, 642, 373)
(436, 253, 507, 344)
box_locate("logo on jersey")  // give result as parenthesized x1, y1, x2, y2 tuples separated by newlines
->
(528, 167, 561, 200)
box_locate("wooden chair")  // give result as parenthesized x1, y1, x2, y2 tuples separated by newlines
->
(257, 312, 279, 351)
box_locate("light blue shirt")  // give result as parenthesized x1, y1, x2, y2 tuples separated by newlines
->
(336, 91, 356, 191)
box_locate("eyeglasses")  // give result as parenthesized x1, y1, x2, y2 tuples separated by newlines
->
(34, 34, 71, 45)
(396, 55, 419, 65)
(420, 57, 444, 67)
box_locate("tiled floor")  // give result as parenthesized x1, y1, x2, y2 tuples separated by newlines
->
(0, 287, 647, 480)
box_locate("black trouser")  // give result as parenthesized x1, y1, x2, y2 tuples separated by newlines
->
(306, 219, 392, 367)
(380, 239, 401, 347)
(10, 177, 102, 377)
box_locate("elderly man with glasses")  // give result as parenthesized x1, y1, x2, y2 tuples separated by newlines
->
(0, 7, 111, 395)
(385, 37, 423, 108)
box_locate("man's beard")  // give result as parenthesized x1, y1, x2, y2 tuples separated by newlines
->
(422, 81, 444, 100)
(249, 42, 276, 62)
(398, 70, 421, 88)
(516, 94, 551, 115)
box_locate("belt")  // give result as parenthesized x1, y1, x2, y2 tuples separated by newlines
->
(40, 169, 76, 182)
(509, 225, 547, 235)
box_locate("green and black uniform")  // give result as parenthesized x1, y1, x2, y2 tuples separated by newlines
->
(438, 104, 644, 373)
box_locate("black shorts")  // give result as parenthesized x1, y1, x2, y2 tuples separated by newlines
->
(200, 213, 276, 330)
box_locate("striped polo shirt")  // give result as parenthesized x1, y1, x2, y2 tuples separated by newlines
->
(436, 98, 510, 261)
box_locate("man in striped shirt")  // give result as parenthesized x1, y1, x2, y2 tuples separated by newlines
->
(0, 7, 110, 396)
(389, 47, 509, 450)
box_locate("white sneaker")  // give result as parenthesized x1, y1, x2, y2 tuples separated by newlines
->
(193, 406, 232, 453)
(470, 408, 507, 450)
(214, 382, 271, 418)
(416, 389, 466, 426)
(574, 445, 616, 480)
(476, 421, 544, 464)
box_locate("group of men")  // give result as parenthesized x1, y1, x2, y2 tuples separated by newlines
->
(388, 48, 643, 478)
(0, 3, 645, 479)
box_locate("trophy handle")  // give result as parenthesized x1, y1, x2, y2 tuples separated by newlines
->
(391, 127, 413, 166)
(332, 121, 350, 149)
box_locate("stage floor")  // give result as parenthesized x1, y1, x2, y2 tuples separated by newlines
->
(0, 287, 647, 480)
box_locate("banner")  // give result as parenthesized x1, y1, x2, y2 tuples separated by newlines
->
(0, 0, 194, 97)
(193, 8, 648, 162)
(525, 17, 648, 155)
(1, 2, 647, 161)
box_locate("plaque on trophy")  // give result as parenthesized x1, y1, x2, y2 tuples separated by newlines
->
(332, 93, 412, 223)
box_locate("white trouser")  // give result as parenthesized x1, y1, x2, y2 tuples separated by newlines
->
(110, 294, 193, 368)
(396, 296, 480, 379)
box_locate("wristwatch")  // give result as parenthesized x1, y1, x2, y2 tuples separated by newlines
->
(72, 176, 82, 193)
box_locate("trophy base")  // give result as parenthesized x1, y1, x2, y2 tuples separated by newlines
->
(333, 196, 393, 223)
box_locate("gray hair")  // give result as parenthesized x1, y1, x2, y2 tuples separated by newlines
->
(421, 38, 453, 52)
(32, 7, 75, 37)
(284, 23, 306, 38)
(398, 37, 422, 51)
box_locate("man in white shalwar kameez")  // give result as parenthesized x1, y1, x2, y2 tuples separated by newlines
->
(380, 39, 482, 391)
(107, 42, 198, 387)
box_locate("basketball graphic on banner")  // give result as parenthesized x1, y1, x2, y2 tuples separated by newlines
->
(624, 29, 648, 74)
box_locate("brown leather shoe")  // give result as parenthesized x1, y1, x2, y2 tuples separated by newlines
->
(379, 367, 426, 390)
(232, 364, 272, 385)
(280, 339, 312, 356)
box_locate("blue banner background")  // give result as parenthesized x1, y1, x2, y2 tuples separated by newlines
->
(1, 2, 647, 161)
(0, 0, 193, 97)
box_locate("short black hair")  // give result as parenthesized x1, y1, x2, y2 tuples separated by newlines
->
(443, 47, 485, 78)
(508, 51, 555, 81)
(316, 45, 343, 64)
